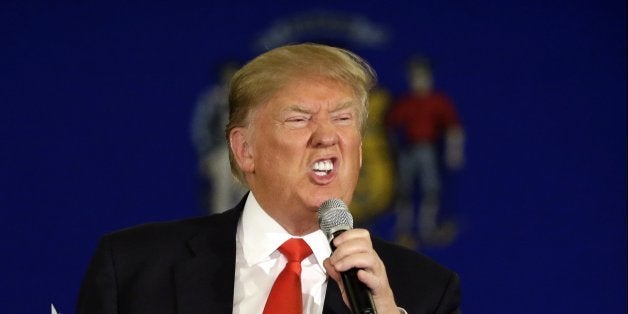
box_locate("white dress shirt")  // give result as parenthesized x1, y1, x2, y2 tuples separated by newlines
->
(233, 193, 332, 314)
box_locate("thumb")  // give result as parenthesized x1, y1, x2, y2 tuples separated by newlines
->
(323, 258, 350, 307)
(323, 258, 341, 282)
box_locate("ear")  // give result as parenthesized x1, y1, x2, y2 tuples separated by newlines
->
(229, 127, 255, 174)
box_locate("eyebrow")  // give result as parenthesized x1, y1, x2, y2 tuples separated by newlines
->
(282, 105, 311, 115)
(282, 101, 358, 115)
(330, 101, 358, 113)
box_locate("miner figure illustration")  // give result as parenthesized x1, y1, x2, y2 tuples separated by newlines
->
(191, 61, 247, 213)
(386, 57, 465, 247)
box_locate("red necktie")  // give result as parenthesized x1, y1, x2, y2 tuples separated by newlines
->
(263, 238, 313, 314)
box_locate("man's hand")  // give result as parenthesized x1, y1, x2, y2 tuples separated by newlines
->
(323, 228, 399, 314)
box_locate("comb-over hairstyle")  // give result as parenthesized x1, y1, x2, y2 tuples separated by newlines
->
(225, 43, 377, 185)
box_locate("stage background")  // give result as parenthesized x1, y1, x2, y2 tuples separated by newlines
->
(1, 0, 625, 313)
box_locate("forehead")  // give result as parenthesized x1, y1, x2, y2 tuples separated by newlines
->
(269, 77, 358, 107)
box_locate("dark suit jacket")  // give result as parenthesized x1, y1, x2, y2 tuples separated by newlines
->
(77, 197, 460, 314)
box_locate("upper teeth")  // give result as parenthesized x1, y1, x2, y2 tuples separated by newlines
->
(313, 160, 333, 172)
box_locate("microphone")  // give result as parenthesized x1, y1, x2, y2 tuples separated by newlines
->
(318, 199, 376, 314)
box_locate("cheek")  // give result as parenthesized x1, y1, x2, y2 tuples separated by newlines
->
(257, 131, 302, 167)
(359, 142, 363, 167)
(341, 136, 363, 174)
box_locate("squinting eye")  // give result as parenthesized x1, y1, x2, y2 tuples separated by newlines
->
(285, 116, 310, 127)
(334, 114, 353, 122)
(287, 116, 308, 122)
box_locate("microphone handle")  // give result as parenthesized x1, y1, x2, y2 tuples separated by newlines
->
(331, 230, 377, 314)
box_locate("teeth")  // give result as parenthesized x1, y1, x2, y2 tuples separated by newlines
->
(313, 160, 333, 174)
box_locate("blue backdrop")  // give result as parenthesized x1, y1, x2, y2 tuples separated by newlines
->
(1, 1, 625, 313)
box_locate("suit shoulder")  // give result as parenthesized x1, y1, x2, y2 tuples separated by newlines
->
(372, 237, 456, 283)
(372, 238, 460, 312)
(106, 216, 199, 241)
(101, 209, 238, 255)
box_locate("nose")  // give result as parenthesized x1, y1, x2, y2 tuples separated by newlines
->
(310, 119, 338, 148)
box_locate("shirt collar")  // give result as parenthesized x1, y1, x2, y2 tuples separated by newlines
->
(238, 192, 332, 271)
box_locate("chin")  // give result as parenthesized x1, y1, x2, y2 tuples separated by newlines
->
(301, 192, 330, 208)
(308, 189, 352, 209)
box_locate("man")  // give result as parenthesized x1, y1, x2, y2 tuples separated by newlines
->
(77, 43, 460, 314)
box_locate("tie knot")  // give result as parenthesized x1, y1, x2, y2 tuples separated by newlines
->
(278, 238, 312, 262)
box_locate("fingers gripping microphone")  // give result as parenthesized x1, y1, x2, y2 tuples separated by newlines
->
(319, 199, 376, 314)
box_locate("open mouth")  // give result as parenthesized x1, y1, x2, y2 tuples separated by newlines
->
(312, 158, 335, 177)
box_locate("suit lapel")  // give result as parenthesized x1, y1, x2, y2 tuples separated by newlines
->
(174, 253, 233, 314)
(174, 199, 245, 314)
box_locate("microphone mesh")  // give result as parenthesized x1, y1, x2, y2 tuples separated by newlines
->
(318, 199, 353, 240)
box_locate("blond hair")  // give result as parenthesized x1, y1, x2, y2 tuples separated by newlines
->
(226, 43, 377, 185)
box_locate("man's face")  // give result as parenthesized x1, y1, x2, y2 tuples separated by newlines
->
(240, 77, 363, 227)
(410, 67, 433, 95)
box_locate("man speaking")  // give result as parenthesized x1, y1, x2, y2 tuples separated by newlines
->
(77, 43, 460, 314)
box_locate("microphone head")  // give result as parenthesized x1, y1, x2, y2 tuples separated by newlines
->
(318, 198, 353, 241)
